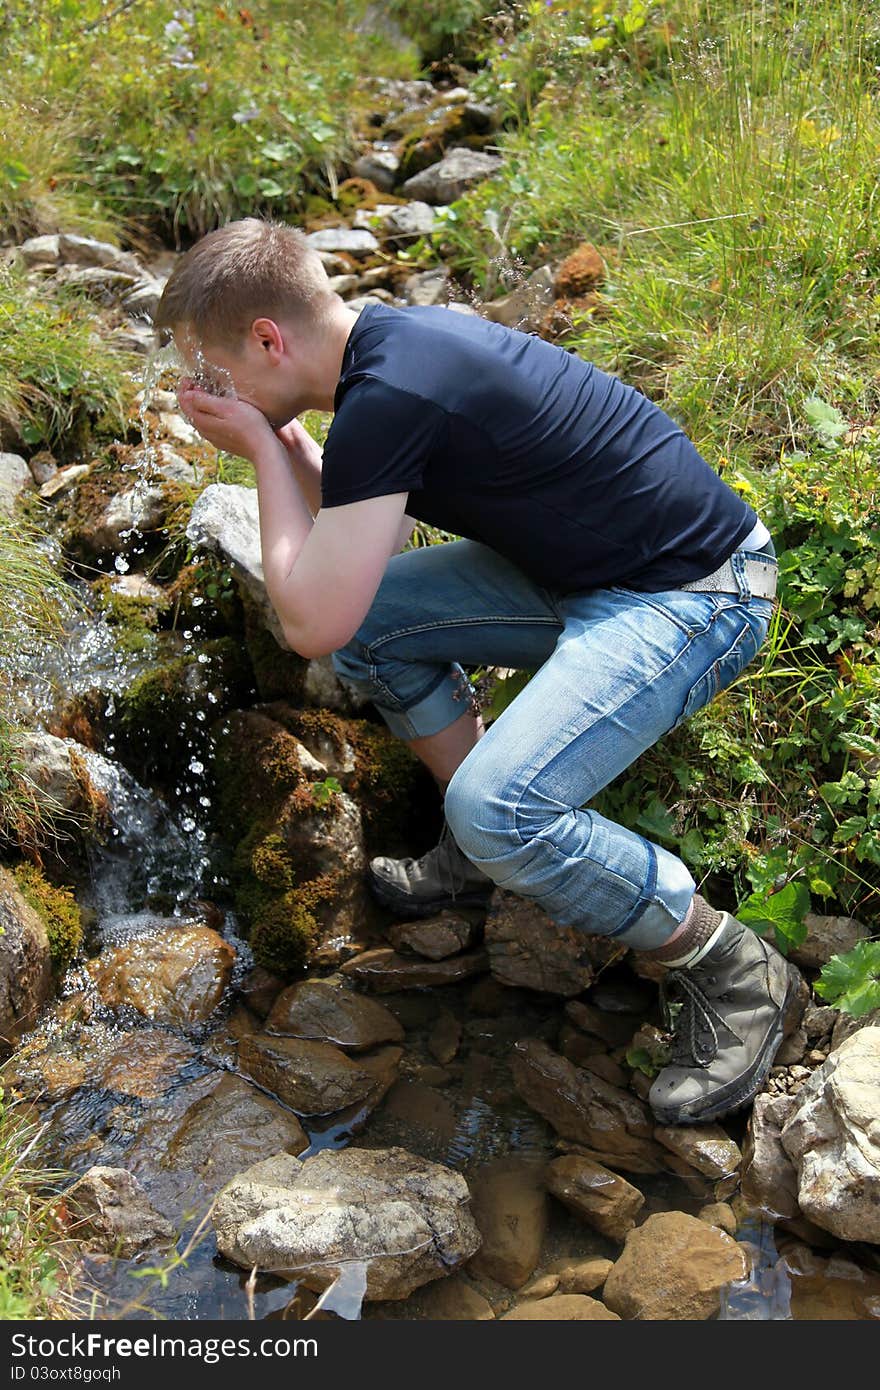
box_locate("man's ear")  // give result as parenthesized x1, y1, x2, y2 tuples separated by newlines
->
(250, 317, 285, 363)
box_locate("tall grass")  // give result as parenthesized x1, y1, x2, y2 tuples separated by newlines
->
(0, 1087, 75, 1319)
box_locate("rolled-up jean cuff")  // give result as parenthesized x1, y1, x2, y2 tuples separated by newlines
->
(376, 675, 467, 741)
(610, 844, 697, 951)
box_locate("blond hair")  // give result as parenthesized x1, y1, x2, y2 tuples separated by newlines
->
(154, 218, 335, 347)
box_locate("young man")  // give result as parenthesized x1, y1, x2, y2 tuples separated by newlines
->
(156, 217, 802, 1126)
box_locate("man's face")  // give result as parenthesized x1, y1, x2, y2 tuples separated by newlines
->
(176, 324, 295, 430)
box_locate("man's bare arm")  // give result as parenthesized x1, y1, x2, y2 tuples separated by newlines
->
(275, 418, 323, 518)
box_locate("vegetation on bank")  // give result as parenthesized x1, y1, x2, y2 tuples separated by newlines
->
(0, 1087, 74, 1319)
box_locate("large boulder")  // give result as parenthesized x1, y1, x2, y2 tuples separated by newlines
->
(0, 868, 53, 1052)
(511, 1039, 667, 1174)
(484, 891, 595, 996)
(212, 1147, 481, 1300)
(781, 1027, 880, 1243)
(85, 925, 235, 1029)
(186, 483, 288, 646)
(603, 1211, 748, 1320)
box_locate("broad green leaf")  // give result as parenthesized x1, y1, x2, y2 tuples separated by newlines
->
(803, 395, 847, 444)
(736, 880, 810, 952)
(635, 797, 675, 841)
(815, 940, 880, 1016)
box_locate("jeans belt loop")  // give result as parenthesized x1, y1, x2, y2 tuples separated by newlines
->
(679, 550, 778, 600)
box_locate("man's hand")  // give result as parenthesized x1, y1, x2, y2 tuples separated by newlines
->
(275, 416, 321, 466)
(178, 382, 277, 462)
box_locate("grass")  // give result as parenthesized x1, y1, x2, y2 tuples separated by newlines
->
(0, 1086, 76, 1319)
(0, 0, 419, 245)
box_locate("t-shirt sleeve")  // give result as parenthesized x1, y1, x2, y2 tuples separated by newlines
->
(320, 377, 447, 508)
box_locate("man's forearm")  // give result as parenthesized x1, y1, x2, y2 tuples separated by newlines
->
(278, 423, 323, 518)
(252, 438, 316, 634)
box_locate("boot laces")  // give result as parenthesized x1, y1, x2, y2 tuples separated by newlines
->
(660, 969, 742, 1069)
(425, 821, 468, 899)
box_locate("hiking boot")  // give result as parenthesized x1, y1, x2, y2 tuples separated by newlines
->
(368, 820, 494, 918)
(648, 913, 805, 1126)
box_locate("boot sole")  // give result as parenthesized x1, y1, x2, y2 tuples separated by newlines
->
(650, 961, 805, 1127)
(367, 868, 493, 919)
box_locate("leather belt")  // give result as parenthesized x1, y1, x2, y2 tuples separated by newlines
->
(680, 550, 778, 600)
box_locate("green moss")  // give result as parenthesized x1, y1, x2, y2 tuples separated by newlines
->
(212, 711, 305, 843)
(13, 864, 83, 970)
(241, 592, 308, 702)
(247, 871, 344, 975)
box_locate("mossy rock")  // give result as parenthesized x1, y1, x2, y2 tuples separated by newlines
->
(241, 591, 308, 703)
(113, 635, 254, 787)
(166, 555, 246, 638)
(13, 862, 83, 971)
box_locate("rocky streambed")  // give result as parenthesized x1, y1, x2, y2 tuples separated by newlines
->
(1, 69, 880, 1322)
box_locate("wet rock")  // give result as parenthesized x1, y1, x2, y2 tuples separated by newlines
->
(483, 267, 556, 333)
(557, 1021, 606, 1068)
(388, 911, 476, 961)
(381, 1078, 458, 1143)
(69, 1167, 175, 1258)
(582, 1054, 629, 1089)
(0, 452, 34, 514)
(563, 999, 634, 1048)
(544, 1154, 644, 1241)
(58, 232, 143, 278)
(238, 1033, 399, 1116)
(305, 227, 380, 258)
(341, 947, 488, 992)
(162, 1074, 308, 1191)
(791, 912, 867, 970)
(0, 868, 52, 1052)
(122, 277, 166, 322)
(653, 1124, 742, 1180)
(697, 1202, 737, 1236)
(402, 149, 503, 205)
(511, 1040, 666, 1173)
(467, 1157, 547, 1289)
(187, 483, 289, 646)
(351, 149, 401, 191)
(16, 733, 109, 829)
(502, 1294, 619, 1320)
(212, 1146, 481, 1300)
(428, 1010, 461, 1065)
(603, 1211, 748, 1320)
(550, 1256, 614, 1294)
(265, 978, 404, 1050)
(781, 1027, 880, 1243)
(520, 1273, 559, 1299)
(83, 483, 169, 552)
(740, 1092, 800, 1220)
(782, 1242, 880, 1320)
(85, 925, 235, 1029)
(400, 1274, 494, 1319)
(485, 892, 594, 996)
(18, 234, 61, 268)
(239, 967, 286, 1019)
(403, 267, 450, 306)
(381, 202, 437, 243)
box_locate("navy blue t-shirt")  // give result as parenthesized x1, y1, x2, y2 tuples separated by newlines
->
(320, 302, 757, 594)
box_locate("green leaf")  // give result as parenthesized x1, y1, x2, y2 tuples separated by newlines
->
(257, 177, 286, 198)
(815, 940, 880, 1016)
(635, 796, 675, 841)
(486, 669, 532, 722)
(803, 395, 848, 445)
(736, 880, 810, 952)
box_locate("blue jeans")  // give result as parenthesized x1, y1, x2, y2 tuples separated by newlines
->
(332, 539, 775, 950)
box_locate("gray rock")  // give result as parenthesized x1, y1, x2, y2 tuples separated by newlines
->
(122, 277, 166, 323)
(0, 452, 33, 514)
(482, 265, 556, 333)
(186, 482, 288, 647)
(69, 1167, 176, 1257)
(0, 867, 52, 1053)
(781, 1026, 880, 1242)
(463, 101, 500, 133)
(831, 1004, 880, 1049)
(54, 265, 137, 303)
(57, 233, 143, 278)
(352, 149, 401, 191)
(741, 1091, 799, 1219)
(88, 483, 169, 551)
(212, 1146, 481, 1300)
(16, 732, 105, 823)
(403, 267, 450, 306)
(302, 653, 371, 712)
(305, 228, 380, 258)
(484, 890, 594, 996)
(316, 251, 351, 275)
(791, 912, 867, 970)
(381, 202, 437, 243)
(402, 149, 503, 205)
(345, 294, 388, 315)
(18, 234, 61, 268)
(153, 441, 201, 482)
